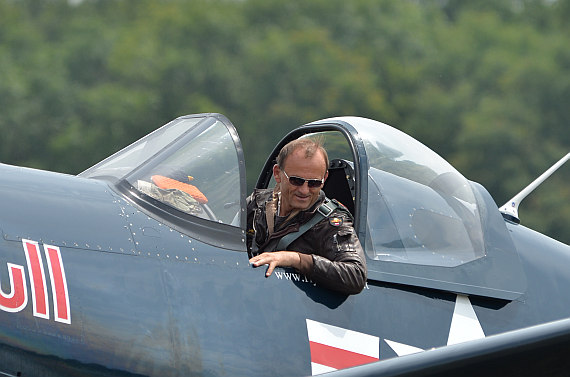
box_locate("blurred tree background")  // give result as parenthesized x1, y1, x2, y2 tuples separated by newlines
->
(0, 0, 568, 243)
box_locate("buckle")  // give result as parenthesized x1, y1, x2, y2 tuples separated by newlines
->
(317, 200, 334, 217)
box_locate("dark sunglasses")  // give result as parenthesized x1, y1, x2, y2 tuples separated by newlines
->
(282, 170, 324, 188)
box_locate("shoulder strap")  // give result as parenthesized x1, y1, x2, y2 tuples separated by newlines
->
(275, 198, 338, 251)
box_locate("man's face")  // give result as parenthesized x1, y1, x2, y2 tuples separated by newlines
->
(273, 147, 328, 216)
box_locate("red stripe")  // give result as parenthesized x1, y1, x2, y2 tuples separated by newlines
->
(24, 241, 48, 317)
(46, 247, 69, 322)
(309, 341, 378, 369)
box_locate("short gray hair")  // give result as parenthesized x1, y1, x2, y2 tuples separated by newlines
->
(276, 137, 329, 172)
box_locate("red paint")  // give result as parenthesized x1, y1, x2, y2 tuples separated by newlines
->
(23, 240, 49, 318)
(0, 240, 71, 325)
(44, 245, 71, 324)
(0, 263, 27, 312)
(309, 341, 379, 369)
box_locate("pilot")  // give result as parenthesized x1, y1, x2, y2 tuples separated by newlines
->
(247, 138, 366, 294)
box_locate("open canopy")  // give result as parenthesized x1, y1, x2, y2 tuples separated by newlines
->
(81, 114, 526, 300)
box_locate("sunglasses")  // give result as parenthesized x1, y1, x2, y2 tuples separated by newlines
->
(282, 170, 324, 188)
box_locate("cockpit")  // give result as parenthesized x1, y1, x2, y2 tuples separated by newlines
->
(80, 113, 525, 300)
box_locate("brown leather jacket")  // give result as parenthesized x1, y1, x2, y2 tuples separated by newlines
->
(246, 188, 367, 294)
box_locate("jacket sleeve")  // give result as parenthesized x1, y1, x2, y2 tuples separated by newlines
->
(297, 213, 367, 295)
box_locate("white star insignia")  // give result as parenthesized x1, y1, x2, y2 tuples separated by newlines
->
(385, 295, 486, 356)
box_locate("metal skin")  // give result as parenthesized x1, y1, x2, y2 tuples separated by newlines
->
(0, 114, 569, 377)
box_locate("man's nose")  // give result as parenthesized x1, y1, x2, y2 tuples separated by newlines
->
(297, 182, 310, 193)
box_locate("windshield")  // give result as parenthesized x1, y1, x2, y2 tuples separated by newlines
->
(349, 117, 485, 267)
(80, 115, 243, 226)
(80, 117, 202, 181)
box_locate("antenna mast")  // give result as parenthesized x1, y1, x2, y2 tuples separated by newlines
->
(500, 153, 570, 224)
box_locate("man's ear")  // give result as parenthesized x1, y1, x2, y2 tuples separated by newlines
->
(273, 164, 282, 183)
(324, 170, 329, 182)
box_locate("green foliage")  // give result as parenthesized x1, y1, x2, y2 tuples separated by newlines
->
(0, 0, 568, 243)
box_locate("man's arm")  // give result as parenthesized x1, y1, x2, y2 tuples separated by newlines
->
(308, 249, 366, 295)
(249, 213, 367, 295)
(306, 217, 367, 294)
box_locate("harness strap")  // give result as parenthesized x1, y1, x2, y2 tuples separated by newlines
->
(275, 198, 338, 251)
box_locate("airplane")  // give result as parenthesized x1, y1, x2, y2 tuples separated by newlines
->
(0, 113, 569, 376)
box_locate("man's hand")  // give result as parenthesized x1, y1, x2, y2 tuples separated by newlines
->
(249, 251, 301, 277)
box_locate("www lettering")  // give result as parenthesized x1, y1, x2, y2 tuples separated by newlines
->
(273, 271, 369, 289)
(0, 240, 71, 324)
(274, 271, 314, 284)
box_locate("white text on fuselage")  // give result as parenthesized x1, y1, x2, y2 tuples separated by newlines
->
(0, 239, 71, 324)
(274, 271, 370, 289)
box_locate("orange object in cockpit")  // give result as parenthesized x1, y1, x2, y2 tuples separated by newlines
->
(151, 175, 208, 204)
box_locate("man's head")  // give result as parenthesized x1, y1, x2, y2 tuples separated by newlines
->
(273, 138, 329, 216)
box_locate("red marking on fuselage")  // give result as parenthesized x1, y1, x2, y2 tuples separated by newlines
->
(0, 239, 70, 324)
(309, 341, 379, 370)
(44, 245, 71, 324)
(0, 263, 28, 312)
(23, 239, 49, 319)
